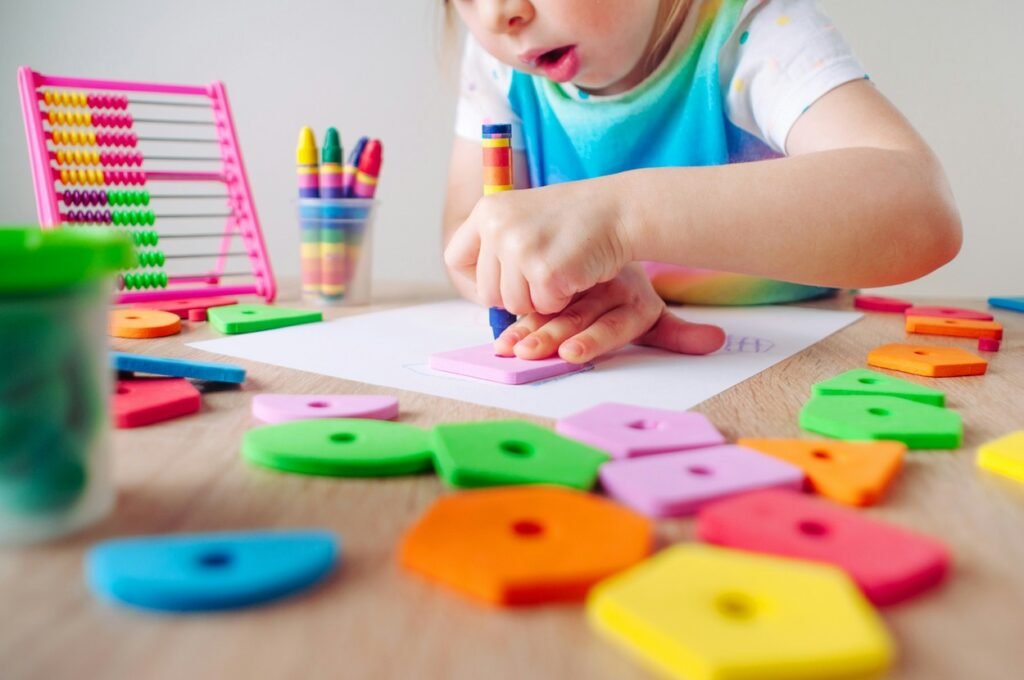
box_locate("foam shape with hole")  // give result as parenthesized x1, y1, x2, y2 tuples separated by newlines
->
(109, 308, 181, 339)
(242, 418, 432, 476)
(800, 394, 962, 449)
(867, 343, 987, 378)
(587, 544, 893, 679)
(697, 489, 950, 605)
(599, 445, 804, 517)
(737, 438, 905, 506)
(251, 394, 398, 423)
(86, 530, 338, 612)
(112, 378, 201, 428)
(432, 420, 608, 490)
(811, 368, 944, 406)
(556, 402, 725, 459)
(400, 485, 652, 605)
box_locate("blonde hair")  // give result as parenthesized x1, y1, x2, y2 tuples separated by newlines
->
(644, 0, 695, 73)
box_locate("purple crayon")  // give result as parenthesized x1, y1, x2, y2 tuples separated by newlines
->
(342, 136, 368, 198)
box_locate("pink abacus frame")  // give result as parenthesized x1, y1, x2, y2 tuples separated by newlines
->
(17, 66, 276, 303)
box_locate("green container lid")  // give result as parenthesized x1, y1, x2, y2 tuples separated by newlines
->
(0, 227, 136, 294)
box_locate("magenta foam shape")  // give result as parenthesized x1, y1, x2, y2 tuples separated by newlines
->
(251, 394, 399, 424)
(428, 344, 591, 385)
(904, 305, 994, 321)
(598, 445, 805, 517)
(556, 402, 725, 459)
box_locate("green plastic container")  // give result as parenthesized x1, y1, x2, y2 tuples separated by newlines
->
(0, 227, 134, 543)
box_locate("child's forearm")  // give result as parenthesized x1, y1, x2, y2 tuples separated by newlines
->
(616, 148, 962, 288)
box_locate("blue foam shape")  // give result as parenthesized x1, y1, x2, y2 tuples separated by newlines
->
(86, 530, 339, 612)
(111, 352, 246, 384)
(988, 296, 1024, 313)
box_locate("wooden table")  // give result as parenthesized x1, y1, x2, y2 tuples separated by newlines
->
(2, 285, 1022, 680)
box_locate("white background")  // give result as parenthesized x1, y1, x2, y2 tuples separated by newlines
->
(1, 1, 1020, 298)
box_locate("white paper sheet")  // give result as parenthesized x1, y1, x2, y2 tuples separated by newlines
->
(190, 300, 861, 419)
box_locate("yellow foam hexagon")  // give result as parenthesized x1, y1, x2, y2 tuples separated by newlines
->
(587, 544, 894, 680)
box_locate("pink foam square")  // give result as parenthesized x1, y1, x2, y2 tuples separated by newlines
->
(251, 394, 399, 423)
(599, 445, 804, 517)
(556, 402, 725, 458)
(429, 344, 591, 385)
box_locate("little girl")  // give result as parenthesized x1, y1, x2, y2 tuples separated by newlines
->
(442, 0, 961, 363)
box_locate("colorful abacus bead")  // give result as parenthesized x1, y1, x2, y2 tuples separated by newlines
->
(46, 109, 93, 127)
(86, 93, 129, 110)
(92, 113, 133, 129)
(59, 169, 105, 186)
(105, 171, 146, 185)
(95, 131, 138, 147)
(136, 250, 166, 268)
(121, 272, 169, 290)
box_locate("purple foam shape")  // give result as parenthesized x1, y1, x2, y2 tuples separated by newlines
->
(599, 445, 805, 517)
(251, 394, 399, 424)
(556, 402, 725, 459)
(428, 343, 591, 385)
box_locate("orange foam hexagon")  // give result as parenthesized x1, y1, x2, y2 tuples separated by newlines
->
(867, 343, 987, 378)
(905, 316, 1003, 340)
(399, 485, 653, 606)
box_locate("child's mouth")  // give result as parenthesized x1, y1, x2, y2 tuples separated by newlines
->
(535, 45, 580, 83)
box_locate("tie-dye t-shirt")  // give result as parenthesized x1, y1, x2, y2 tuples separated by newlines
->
(454, 0, 868, 305)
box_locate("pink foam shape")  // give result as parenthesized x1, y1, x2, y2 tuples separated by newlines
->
(428, 344, 591, 385)
(598, 445, 804, 517)
(978, 337, 1001, 352)
(853, 295, 913, 313)
(904, 306, 994, 321)
(251, 394, 399, 424)
(556, 402, 724, 458)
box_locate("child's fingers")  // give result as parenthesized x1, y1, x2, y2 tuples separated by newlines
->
(557, 304, 652, 364)
(636, 311, 727, 355)
(500, 267, 534, 316)
(512, 292, 617, 360)
(443, 223, 480, 275)
(494, 314, 553, 356)
(475, 244, 502, 309)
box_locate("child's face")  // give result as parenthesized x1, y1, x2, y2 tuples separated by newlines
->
(452, 0, 663, 94)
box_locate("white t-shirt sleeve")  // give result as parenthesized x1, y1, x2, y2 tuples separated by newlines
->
(720, 0, 868, 154)
(453, 36, 525, 150)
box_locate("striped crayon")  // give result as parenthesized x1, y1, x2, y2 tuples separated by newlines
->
(320, 127, 346, 299)
(342, 136, 368, 198)
(296, 126, 321, 299)
(482, 123, 516, 338)
(352, 139, 382, 199)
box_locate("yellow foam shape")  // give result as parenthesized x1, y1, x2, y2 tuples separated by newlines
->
(977, 431, 1024, 484)
(587, 545, 893, 680)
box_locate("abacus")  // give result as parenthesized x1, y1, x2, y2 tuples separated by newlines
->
(17, 67, 276, 303)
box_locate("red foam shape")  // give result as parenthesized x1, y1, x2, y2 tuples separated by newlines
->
(853, 295, 913, 313)
(904, 306, 994, 321)
(132, 296, 238, 319)
(187, 308, 208, 322)
(113, 378, 201, 428)
(978, 337, 1001, 352)
(696, 489, 950, 606)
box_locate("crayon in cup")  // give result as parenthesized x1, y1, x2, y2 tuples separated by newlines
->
(342, 136, 368, 199)
(296, 126, 321, 299)
(482, 123, 516, 339)
(320, 127, 346, 300)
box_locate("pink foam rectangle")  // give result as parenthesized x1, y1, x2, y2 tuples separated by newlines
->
(429, 344, 591, 385)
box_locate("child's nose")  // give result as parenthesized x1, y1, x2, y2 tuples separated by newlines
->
(479, 0, 533, 34)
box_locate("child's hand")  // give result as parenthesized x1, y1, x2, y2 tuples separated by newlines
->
(492, 263, 726, 364)
(444, 179, 634, 315)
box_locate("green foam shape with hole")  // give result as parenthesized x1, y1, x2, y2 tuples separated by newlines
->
(799, 395, 961, 450)
(242, 418, 433, 477)
(432, 420, 609, 490)
(209, 304, 322, 334)
(812, 368, 945, 406)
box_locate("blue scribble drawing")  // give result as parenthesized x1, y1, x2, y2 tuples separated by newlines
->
(719, 335, 775, 353)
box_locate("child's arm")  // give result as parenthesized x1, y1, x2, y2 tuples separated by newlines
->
(620, 80, 962, 288)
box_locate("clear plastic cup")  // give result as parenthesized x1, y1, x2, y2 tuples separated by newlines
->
(297, 198, 378, 306)
(0, 227, 134, 544)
